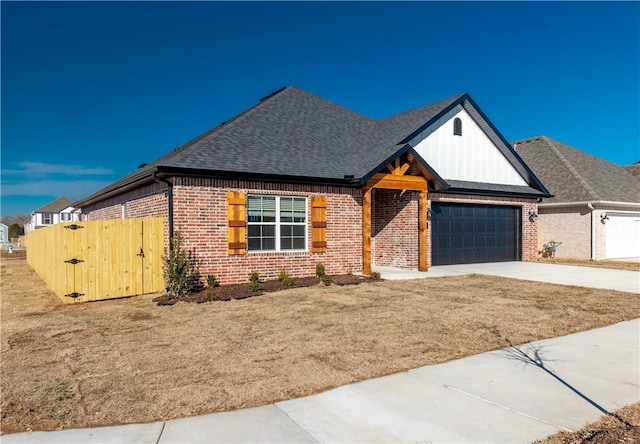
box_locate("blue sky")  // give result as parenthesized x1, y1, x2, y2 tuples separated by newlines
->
(2, 1, 639, 216)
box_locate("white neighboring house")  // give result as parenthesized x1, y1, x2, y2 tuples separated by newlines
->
(0, 223, 8, 244)
(515, 136, 640, 260)
(24, 197, 81, 233)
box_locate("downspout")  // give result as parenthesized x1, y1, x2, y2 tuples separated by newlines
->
(153, 173, 174, 247)
(587, 202, 595, 261)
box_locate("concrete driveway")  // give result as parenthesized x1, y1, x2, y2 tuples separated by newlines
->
(375, 261, 640, 294)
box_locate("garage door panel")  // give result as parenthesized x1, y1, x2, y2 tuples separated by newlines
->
(432, 203, 521, 266)
(605, 214, 640, 259)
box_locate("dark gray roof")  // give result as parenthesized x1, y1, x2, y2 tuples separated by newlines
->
(76, 86, 549, 207)
(34, 197, 73, 213)
(514, 136, 640, 204)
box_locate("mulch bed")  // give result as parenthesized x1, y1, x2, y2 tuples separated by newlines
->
(0, 251, 26, 260)
(152, 274, 375, 305)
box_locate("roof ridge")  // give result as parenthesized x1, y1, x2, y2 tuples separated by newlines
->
(540, 136, 600, 200)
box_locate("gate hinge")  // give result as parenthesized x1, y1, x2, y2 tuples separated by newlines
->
(64, 224, 84, 230)
(64, 258, 84, 265)
(65, 292, 85, 299)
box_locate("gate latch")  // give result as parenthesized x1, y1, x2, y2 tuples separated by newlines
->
(64, 258, 84, 265)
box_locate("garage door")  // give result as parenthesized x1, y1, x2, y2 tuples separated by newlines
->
(605, 214, 640, 259)
(432, 203, 521, 265)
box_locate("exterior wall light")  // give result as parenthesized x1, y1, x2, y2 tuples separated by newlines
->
(601, 213, 610, 223)
(528, 210, 538, 221)
(427, 209, 432, 220)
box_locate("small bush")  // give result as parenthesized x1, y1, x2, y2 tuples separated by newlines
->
(370, 271, 381, 281)
(206, 274, 219, 288)
(163, 233, 199, 299)
(201, 290, 219, 302)
(247, 271, 263, 292)
(321, 274, 332, 286)
(315, 262, 326, 279)
(278, 268, 295, 287)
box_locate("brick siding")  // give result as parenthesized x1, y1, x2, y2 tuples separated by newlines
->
(83, 177, 540, 285)
(372, 189, 419, 268)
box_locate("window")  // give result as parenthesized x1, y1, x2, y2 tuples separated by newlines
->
(42, 213, 53, 224)
(247, 195, 307, 251)
(61, 213, 71, 221)
(453, 117, 462, 136)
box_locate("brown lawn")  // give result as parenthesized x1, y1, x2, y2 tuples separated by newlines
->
(535, 403, 640, 444)
(1, 258, 638, 433)
(538, 257, 640, 272)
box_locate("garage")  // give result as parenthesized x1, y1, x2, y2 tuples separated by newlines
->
(605, 213, 640, 259)
(431, 203, 521, 265)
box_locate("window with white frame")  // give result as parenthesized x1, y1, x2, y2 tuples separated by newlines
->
(42, 213, 53, 224)
(247, 195, 307, 251)
(61, 213, 71, 221)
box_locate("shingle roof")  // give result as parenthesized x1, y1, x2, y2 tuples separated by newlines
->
(514, 136, 640, 204)
(34, 197, 73, 213)
(624, 162, 640, 181)
(76, 86, 548, 207)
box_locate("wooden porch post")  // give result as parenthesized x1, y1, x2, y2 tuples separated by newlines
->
(418, 190, 428, 271)
(363, 188, 372, 275)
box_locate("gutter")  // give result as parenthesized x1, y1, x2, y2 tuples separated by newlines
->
(539, 200, 640, 209)
(587, 203, 596, 261)
(153, 173, 174, 245)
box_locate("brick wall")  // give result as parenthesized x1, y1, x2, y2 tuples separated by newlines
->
(538, 207, 592, 259)
(83, 176, 541, 285)
(170, 178, 363, 284)
(429, 193, 539, 263)
(372, 189, 419, 268)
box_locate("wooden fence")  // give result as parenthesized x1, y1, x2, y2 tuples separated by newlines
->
(26, 217, 165, 304)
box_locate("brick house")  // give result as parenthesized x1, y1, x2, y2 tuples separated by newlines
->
(74, 87, 550, 284)
(515, 136, 640, 260)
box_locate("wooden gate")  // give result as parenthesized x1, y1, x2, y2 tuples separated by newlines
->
(26, 217, 164, 304)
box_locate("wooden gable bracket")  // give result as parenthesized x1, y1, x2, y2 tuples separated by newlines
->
(362, 152, 429, 275)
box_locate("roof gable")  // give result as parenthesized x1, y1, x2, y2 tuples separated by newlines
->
(514, 136, 640, 204)
(410, 105, 528, 186)
(34, 197, 73, 213)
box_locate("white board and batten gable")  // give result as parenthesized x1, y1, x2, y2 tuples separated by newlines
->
(410, 105, 527, 186)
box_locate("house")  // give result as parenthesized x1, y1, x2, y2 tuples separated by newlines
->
(24, 197, 81, 233)
(74, 86, 550, 284)
(514, 136, 640, 260)
(0, 223, 8, 244)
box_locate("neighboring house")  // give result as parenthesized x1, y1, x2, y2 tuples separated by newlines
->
(24, 197, 81, 233)
(0, 223, 8, 244)
(515, 136, 640, 260)
(74, 86, 550, 284)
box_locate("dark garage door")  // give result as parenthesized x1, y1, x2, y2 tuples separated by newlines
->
(432, 203, 521, 266)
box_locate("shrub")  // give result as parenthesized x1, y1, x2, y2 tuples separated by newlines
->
(206, 274, 219, 288)
(201, 290, 220, 302)
(370, 271, 381, 281)
(321, 274, 332, 286)
(315, 262, 326, 279)
(278, 268, 295, 287)
(247, 271, 263, 292)
(163, 233, 199, 299)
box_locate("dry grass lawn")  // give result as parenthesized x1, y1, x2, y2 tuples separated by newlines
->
(1, 259, 638, 434)
(538, 257, 640, 272)
(536, 403, 640, 444)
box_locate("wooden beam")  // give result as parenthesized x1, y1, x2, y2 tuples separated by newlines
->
(362, 188, 372, 275)
(366, 173, 427, 192)
(418, 190, 428, 271)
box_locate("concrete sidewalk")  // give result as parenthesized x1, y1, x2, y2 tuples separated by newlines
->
(375, 261, 640, 294)
(4, 319, 638, 444)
